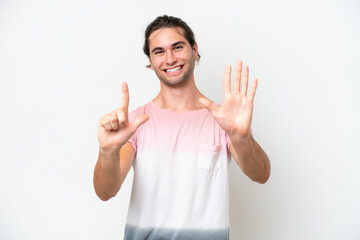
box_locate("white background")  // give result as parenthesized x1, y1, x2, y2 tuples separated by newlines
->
(1, 0, 359, 239)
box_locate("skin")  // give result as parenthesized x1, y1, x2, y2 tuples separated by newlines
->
(93, 27, 270, 201)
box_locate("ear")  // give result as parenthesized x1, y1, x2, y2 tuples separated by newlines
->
(149, 58, 154, 70)
(193, 42, 199, 59)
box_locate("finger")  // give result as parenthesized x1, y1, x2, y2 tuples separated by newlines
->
(103, 120, 112, 130)
(116, 107, 127, 126)
(199, 97, 218, 116)
(109, 115, 119, 130)
(101, 114, 118, 130)
(248, 78, 258, 102)
(130, 114, 150, 132)
(110, 110, 119, 129)
(223, 65, 231, 94)
(241, 66, 249, 96)
(233, 60, 242, 93)
(121, 82, 129, 119)
(99, 117, 112, 131)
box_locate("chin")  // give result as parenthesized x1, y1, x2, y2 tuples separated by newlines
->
(159, 76, 190, 88)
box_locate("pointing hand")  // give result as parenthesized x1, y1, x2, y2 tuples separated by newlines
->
(97, 82, 149, 150)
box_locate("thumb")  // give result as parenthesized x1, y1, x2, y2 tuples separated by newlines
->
(130, 114, 150, 132)
(199, 97, 218, 116)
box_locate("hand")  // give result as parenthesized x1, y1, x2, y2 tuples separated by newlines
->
(199, 60, 257, 141)
(97, 82, 149, 150)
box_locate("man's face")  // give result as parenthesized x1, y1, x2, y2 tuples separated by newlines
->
(148, 27, 198, 88)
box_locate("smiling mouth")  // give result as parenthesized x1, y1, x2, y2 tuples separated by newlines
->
(164, 65, 183, 73)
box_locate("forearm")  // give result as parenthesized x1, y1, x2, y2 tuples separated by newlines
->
(229, 134, 270, 183)
(93, 146, 122, 201)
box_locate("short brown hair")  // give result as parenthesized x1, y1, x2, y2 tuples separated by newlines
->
(143, 15, 201, 66)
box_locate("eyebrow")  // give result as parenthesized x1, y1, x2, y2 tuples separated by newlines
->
(151, 41, 186, 54)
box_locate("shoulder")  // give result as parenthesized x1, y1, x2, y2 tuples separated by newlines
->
(128, 102, 151, 122)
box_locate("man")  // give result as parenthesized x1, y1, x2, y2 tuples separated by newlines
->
(94, 15, 270, 240)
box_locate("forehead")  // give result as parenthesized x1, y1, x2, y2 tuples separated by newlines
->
(148, 27, 189, 50)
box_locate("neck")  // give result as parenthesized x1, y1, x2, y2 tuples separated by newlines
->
(153, 77, 205, 113)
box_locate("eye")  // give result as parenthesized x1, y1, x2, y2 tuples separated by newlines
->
(174, 45, 183, 50)
(154, 50, 164, 55)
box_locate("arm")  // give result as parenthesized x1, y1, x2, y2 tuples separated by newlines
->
(199, 60, 270, 184)
(94, 143, 135, 201)
(229, 135, 270, 184)
(93, 82, 149, 201)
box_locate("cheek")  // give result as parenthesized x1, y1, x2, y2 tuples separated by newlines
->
(151, 57, 164, 68)
(150, 60, 159, 70)
(177, 51, 193, 60)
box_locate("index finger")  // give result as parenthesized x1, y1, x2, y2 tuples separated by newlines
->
(121, 82, 129, 120)
(223, 65, 231, 94)
(121, 82, 129, 110)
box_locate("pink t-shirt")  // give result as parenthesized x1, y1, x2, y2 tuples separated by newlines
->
(125, 101, 232, 240)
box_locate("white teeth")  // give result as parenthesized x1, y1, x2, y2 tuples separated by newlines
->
(166, 66, 181, 73)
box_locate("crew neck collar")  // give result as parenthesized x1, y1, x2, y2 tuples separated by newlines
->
(149, 101, 208, 115)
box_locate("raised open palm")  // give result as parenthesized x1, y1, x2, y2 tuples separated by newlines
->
(199, 61, 257, 140)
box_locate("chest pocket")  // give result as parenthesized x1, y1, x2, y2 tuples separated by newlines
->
(197, 143, 222, 171)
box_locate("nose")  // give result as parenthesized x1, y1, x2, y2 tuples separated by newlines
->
(165, 51, 177, 66)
